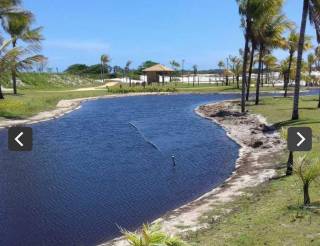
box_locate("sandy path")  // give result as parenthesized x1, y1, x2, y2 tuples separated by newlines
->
(103, 101, 285, 246)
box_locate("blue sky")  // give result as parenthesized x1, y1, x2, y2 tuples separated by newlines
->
(22, 0, 316, 71)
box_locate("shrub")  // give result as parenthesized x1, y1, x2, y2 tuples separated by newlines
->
(294, 155, 320, 206)
(122, 224, 188, 246)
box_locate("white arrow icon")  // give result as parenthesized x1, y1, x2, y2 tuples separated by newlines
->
(15, 132, 24, 147)
(297, 132, 306, 147)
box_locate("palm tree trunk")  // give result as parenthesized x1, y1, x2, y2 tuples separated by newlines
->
(236, 75, 240, 89)
(0, 84, 4, 99)
(100, 62, 103, 81)
(12, 41, 17, 95)
(255, 45, 263, 105)
(284, 52, 293, 97)
(286, 151, 293, 176)
(241, 18, 251, 113)
(292, 0, 309, 120)
(303, 182, 310, 206)
(318, 88, 320, 108)
(246, 46, 255, 101)
(261, 62, 264, 87)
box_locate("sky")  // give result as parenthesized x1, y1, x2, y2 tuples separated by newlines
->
(21, 0, 316, 71)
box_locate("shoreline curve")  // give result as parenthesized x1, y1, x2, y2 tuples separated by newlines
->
(103, 100, 285, 246)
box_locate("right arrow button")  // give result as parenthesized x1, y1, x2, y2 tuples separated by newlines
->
(297, 132, 306, 147)
(288, 127, 312, 152)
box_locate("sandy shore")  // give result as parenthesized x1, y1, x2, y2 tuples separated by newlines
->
(103, 100, 285, 246)
(0, 92, 172, 129)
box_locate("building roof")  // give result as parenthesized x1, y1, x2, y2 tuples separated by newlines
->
(143, 64, 174, 72)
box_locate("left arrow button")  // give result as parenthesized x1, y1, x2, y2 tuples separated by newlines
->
(8, 127, 32, 151)
(14, 132, 24, 147)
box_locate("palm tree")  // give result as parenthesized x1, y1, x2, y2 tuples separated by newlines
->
(291, 0, 320, 120)
(307, 53, 315, 75)
(170, 60, 180, 82)
(2, 11, 43, 94)
(218, 60, 225, 85)
(236, 0, 279, 112)
(125, 60, 132, 86)
(253, 10, 290, 105)
(246, 43, 256, 100)
(283, 31, 312, 97)
(0, 39, 20, 99)
(264, 54, 277, 85)
(100, 54, 110, 83)
(234, 57, 242, 88)
(192, 64, 198, 87)
(229, 55, 237, 85)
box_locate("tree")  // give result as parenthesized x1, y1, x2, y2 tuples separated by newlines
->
(253, 12, 290, 105)
(192, 64, 198, 87)
(170, 60, 180, 82)
(100, 54, 110, 83)
(125, 60, 132, 86)
(246, 43, 256, 100)
(122, 224, 188, 246)
(234, 57, 242, 88)
(2, 10, 43, 95)
(292, 0, 320, 120)
(218, 60, 225, 85)
(237, 0, 270, 112)
(283, 31, 312, 97)
(0, 39, 19, 99)
(229, 55, 238, 85)
(294, 155, 320, 206)
(65, 64, 88, 74)
(307, 53, 315, 76)
(264, 54, 278, 85)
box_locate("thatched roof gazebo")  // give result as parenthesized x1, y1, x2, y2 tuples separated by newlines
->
(143, 64, 174, 84)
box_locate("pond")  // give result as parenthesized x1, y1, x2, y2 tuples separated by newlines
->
(0, 93, 241, 246)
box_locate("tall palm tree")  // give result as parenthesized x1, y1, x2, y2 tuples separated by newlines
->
(170, 60, 180, 82)
(246, 42, 256, 100)
(283, 31, 312, 97)
(2, 11, 43, 94)
(218, 60, 225, 85)
(100, 54, 110, 83)
(236, 0, 281, 112)
(229, 55, 238, 85)
(0, 38, 25, 99)
(192, 64, 198, 87)
(125, 60, 132, 86)
(292, 0, 320, 120)
(264, 54, 278, 85)
(234, 57, 242, 88)
(253, 11, 290, 105)
(307, 53, 315, 76)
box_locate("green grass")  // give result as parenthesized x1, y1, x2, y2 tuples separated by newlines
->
(0, 89, 108, 119)
(187, 95, 320, 246)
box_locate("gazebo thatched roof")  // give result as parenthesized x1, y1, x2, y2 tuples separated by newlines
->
(143, 64, 174, 72)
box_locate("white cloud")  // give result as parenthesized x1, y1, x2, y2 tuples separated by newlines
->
(44, 39, 110, 52)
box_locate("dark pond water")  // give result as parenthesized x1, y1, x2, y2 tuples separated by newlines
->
(0, 93, 245, 245)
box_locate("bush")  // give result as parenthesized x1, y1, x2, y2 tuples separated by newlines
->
(122, 224, 188, 246)
(107, 84, 177, 94)
(294, 154, 320, 206)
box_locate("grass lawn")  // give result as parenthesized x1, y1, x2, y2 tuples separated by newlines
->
(0, 89, 108, 119)
(186, 95, 320, 246)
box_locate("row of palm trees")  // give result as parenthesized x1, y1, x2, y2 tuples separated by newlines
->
(236, 0, 320, 119)
(0, 0, 45, 99)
